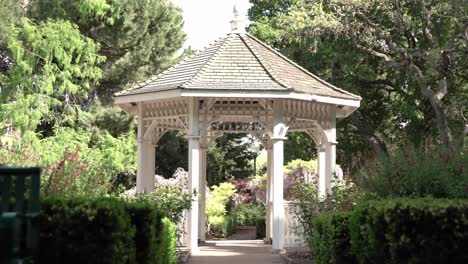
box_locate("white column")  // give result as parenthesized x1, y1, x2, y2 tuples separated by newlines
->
(198, 147, 207, 241)
(321, 107, 337, 196)
(265, 147, 273, 241)
(136, 102, 155, 193)
(317, 144, 327, 197)
(272, 100, 286, 251)
(187, 98, 200, 250)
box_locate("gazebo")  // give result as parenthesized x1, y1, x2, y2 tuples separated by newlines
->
(114, 18, 360, 251)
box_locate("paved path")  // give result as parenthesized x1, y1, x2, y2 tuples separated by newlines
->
(189, 240, 283, 264)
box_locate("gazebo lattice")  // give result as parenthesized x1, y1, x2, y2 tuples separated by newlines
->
(115, 23, 360, 251)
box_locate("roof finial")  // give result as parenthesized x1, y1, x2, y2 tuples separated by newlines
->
(230, 0, 244, 33)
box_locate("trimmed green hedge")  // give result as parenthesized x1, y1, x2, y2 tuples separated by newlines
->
(38, 196, 177, 264)
(311, 198, 468, 264)
(311, 212, 356, 264)
(157, 217, 177, 264)
(255, 216, 266, 239)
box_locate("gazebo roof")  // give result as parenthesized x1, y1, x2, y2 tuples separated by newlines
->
(115, 33, 361, 101)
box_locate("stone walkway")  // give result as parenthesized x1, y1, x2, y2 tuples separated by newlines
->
(189, 240, 283, 264)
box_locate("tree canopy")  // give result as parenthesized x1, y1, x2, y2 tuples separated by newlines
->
(249, 0, 467, 171)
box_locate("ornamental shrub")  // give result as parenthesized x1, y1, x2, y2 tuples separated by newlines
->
(206, 182, 236, 238)
(125, 201, 162, 263)
(157, 217, 177, 264)
(311, 198, 468, 264)
(255, 216, 266, 239)
(38, 196, 178, 264)
(311, 212, 356, 264)
(38, 196, 136, 264)
(356, 143, 467, 199)
(230, 203, 265, 226)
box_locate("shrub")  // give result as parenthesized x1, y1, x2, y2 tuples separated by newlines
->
(206, 182, 236, 238)
(225, 215, 238, 236)
(39, 196, 136, 264)
(39, 196, 179, 264)
(356, 143, 467, 199)
(125, 201, 162, 263)
(230, 203, 265, 226)
(255, 216, 266, 239)
(311, 212, 356, 264)
(157, 217, 177, 264)
(349, 198, 468, 263)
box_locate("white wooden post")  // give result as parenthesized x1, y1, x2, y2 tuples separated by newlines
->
(198, 146, 207, 241)
(317, 144, 327, 197)
(187, 98, 200, 250)
(136, 102, 155, 193)
(322, 107, 337, 196)
(272, 100, 287, 251)
(265, 147, 273, 241)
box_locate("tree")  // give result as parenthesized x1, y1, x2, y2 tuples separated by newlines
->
(250, 0, 467, 153)
(29, 0, 186, 104)
(207, 134, 256, 186)
(0, 18, 105, 132)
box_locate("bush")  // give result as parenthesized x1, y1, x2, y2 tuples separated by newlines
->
(349, 198, 468, 263)
(356, 144, 467, 199)
(311, 212, 356, 264)
(39, 196, 136, 263)
(225, 215, 238, 236)
(206, 182, 236, 238)
(125, 201, 162, 263)
(255, 216, 266, 239)
(311, 198, 468, 264)
(157, 217, 177, 264)
(230, 203, 265, 226)
(39, 196, 178, 264)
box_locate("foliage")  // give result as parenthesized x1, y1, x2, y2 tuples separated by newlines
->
(311, 212, 356, 264)
(289, 176, 363, 250)
(39, 196, 136, 263)
(30, 0, 186, 103)
(157, 217, 177, 264)
(230, 203, 265, 226)
(249, 0, 468, 169)
(0, 18, 105, 132)
(155, 131, 188, 177)
(0, 128, 137, 197)
(207, 134, 256, 186)
(284, 159, 317, 200)
(125, 201, 162, 264)
(356, 143, 467, 199)
(348, 198, 468, 263)
(4, 18, 104, 97)
(136, 185, 193, 226)
(285, 132, 316, 163)
(255, 216, 266, 239)
(206, 182, 237, 238)
(39, 196, 178, 264)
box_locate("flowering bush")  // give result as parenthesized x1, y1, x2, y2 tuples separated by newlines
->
(123, 168, 194, 225)
(355, 143, 467, 199)
(0, 128, 137, 197)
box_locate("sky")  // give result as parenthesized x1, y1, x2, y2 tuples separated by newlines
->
(171, 0, 251, 50)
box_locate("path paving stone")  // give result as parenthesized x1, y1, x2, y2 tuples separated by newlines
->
(189, 240, 283, 264)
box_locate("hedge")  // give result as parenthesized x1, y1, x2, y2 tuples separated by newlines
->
(311, 212, 356, 264)
(38, 196, 177, 264)
(311, 198, 468, 264)
(255, 216, 266, 239)
(125, 201, 162, 263)
(157, 217, 177, 264)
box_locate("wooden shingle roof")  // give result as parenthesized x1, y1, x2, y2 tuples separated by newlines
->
(115, 33, 360, 101)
